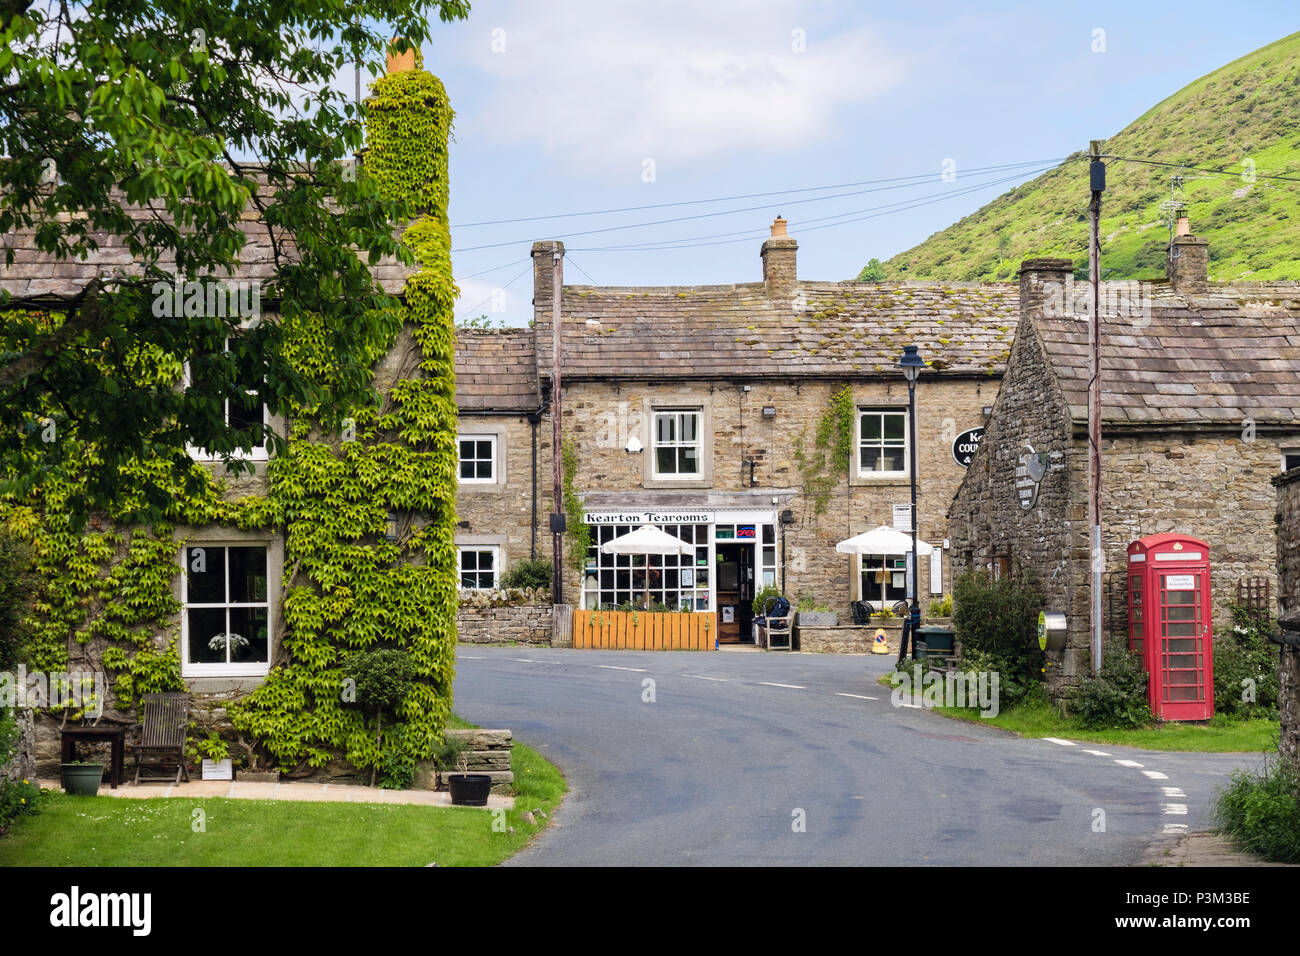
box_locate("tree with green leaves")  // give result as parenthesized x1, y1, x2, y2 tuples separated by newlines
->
(857, 258, 886, 282)
(0, 0, 470, 522)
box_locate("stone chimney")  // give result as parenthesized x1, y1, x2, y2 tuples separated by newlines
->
(1168, 220, 1209, 294)
(760, 217, 797, 299)
(1018, 258, 1074, 317)
(386, 38, 418, 75)
(532, 240, 564, 311)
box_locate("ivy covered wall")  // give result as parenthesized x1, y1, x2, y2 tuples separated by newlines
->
(0, 65, 460, 784)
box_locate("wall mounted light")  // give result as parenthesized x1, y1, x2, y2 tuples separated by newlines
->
(384, 512, 399, 542)
(762, 405, 777, 418)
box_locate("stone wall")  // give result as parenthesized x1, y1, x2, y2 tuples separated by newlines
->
(457, 599, 553, 645)
(560, 374, 998, 620)
(949, 261, 1083, 695)
(797, 623, 898, 655)
(414, 728, 514, 794)
(2, 709, 36, 783)
(1272, 469, 1300, 775)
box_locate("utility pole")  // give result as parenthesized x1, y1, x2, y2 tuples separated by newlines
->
(1088, 141, 1106, 675)
(551, 247, 565, 604)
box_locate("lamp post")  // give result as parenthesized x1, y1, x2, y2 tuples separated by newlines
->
(899, 345, 925, 662)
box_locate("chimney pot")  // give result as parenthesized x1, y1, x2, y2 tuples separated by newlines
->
(386, 38, 418, 75)
(770, 217, 788, 238)
(1175, 216, 1191, 237)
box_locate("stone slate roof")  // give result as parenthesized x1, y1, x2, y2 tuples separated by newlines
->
(0, 166, 415, 305)
(535, 281, 1020, 379)
(455, 329, 539, 412)
(1036, 284, 1300, 425)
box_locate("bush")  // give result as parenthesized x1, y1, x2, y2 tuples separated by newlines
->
(1213, 605, 1279, 719)
(0, 532, 34, 672)
(0, 706, 42, 831)
(927, 595, 952, 618)
(1074, 640, 1152, 729)
(1214, 757, 1300, 863)
(951, 569, 1044, 702)
(501, 559, 553, 593)
(752, 585, 782, 617)
(342, 649, 416, 718)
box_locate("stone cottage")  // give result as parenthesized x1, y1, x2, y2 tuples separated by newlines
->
(948, 229, 1300, 699)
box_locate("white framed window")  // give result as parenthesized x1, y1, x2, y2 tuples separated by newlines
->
(185, 338, 269, 461)
(459, 547, 500, 590)
(458, 435, 497, 484)
(857, 409, 908, 477)
(181, 544, 271, 677)
(652, 409, 702, 478)
(1283, 447, 1300, 473)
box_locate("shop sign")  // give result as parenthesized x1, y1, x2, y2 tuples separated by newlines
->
(952, 427, 984, 468)
(1015, 445, 1050, 511)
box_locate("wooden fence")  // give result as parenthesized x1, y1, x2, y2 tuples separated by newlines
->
(573, 610, 717, 650)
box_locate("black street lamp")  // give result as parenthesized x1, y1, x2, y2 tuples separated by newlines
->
(899, 344, 925, 662)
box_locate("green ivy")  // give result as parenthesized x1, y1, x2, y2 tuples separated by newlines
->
(0, 62, 461, 785)
(561, 440, 591, 571)
(795, 384, 855, 516)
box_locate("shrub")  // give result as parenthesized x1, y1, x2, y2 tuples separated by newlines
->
(927, 595, 953, 618)
(1214, 756, 1300, 863)
(343, 649, 416, 718)
(1074, 640, 1152, 729)
(951, 569, 1044, 701)
(0, 706, 42, 830)
(428, 733, 469, 772)
(0, 532, 34, 672)
(752, 585, 782, 617)
(501, 559, 553, 594)
(1212, 605, 1279, 719)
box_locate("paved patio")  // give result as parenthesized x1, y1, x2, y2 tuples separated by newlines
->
(40, 778, 513, 811)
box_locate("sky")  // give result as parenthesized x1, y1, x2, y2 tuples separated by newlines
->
(385, 1, 1300, 326)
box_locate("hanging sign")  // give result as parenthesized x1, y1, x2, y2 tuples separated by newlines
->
(1014, 445, 1050, 510)
(952, 427, 985, 468)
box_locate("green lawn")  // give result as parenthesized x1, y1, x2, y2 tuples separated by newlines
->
(0, 727, 566, 867)
(876, 675, 1276, 751)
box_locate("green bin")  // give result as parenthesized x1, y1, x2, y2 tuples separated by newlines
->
(917, 625, 955, 659)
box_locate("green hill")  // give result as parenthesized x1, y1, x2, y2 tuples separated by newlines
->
(875, 32, 1300, 283)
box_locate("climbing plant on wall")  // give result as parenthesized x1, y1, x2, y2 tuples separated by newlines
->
(0, 65, 461, 784)
(794, 384, 856, 516)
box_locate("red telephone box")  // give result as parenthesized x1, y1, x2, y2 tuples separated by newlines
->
(1126, 534, 1214, 721)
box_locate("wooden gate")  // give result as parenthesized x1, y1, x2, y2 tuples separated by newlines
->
(573, 610, 717, 650)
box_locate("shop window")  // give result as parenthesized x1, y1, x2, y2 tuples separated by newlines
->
(458, 435, 497, 484)
(652, 409, 702, 478)
(581, 524, 710, 610)
(182, 545, 270, 677)
(860, 553, 908, 607)
(857, 409, 907, 477)
(459, 547, 500, 589)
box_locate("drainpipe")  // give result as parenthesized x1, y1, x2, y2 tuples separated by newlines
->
(528, 407, 542, 561)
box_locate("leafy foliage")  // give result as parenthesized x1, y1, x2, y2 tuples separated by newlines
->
(952, 569, 1045, 705)
(856, 258, 886, 282)
(561, 440, 591, 571)
(794, 384, 855, 517)
(1074, 640, 1152, 729)
(344, 649, 417, 719)
(0, 531, 34, 670)
(0, 1, 469, 521)
(1215, 755, 1300, 863)
(1213, 604, 1280, 719)
(501, 558, 553, 593)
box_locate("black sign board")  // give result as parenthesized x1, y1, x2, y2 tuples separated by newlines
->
(952, 427, 985, 468)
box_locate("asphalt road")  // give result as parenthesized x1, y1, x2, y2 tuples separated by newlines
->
(452, 646, 1265, 866)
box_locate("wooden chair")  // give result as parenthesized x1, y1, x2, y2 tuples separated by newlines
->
(131, 693, 192, 784)
(757, 597, 795, 651)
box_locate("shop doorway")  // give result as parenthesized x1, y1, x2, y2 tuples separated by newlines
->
(715, 542, 754, 644)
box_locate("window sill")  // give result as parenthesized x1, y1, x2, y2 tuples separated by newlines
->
(642, 477, 711, 490)
(184, 675, 268, 694)
(849, 472, 913, 487)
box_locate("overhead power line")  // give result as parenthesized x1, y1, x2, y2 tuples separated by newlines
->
(1104, 154, 1300, 184)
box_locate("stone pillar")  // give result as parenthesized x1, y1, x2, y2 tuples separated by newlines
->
(760, 217, 797, 301)
(1273, 470, 1300, 775)
(1168, 234, 1209, 294)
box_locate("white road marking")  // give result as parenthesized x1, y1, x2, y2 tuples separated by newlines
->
(758, 681, 806, 690)
(1114, 759, 1144, 768)
(1142, 770, 1170, 780)
(898, 702, 923, 709)
(1082, 749, 1111, 756)
(836, 693, 880, 700)
(1162, 823, 1189, 834)
(683, 674, 728, 682)
(511, 658, 559, 664)
(1043, 737, 1077, 746)
(597, 665, 647, 672)
(1162, 803, 1188, 815)
(459, 655, 485, 660)
(1161, 787, 1186, 798)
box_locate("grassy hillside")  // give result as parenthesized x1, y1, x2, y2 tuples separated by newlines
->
(876, 32, 1300, 283)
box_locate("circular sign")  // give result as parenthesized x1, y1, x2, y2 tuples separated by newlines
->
(951, 427, 985, 468)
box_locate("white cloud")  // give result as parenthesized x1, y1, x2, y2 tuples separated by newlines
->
(449, 1, 906, 172)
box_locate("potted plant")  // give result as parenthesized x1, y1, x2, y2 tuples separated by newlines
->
(446, 750, 491, 807)
(60, 759, 104, 796)
(795, 596, 838, 627)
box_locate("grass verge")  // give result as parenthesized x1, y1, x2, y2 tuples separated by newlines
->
(1214, 757, 1300, 863)
(0, 716, 566, 867)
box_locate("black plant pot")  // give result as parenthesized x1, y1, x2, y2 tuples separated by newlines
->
(447, 773, 491, 807)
